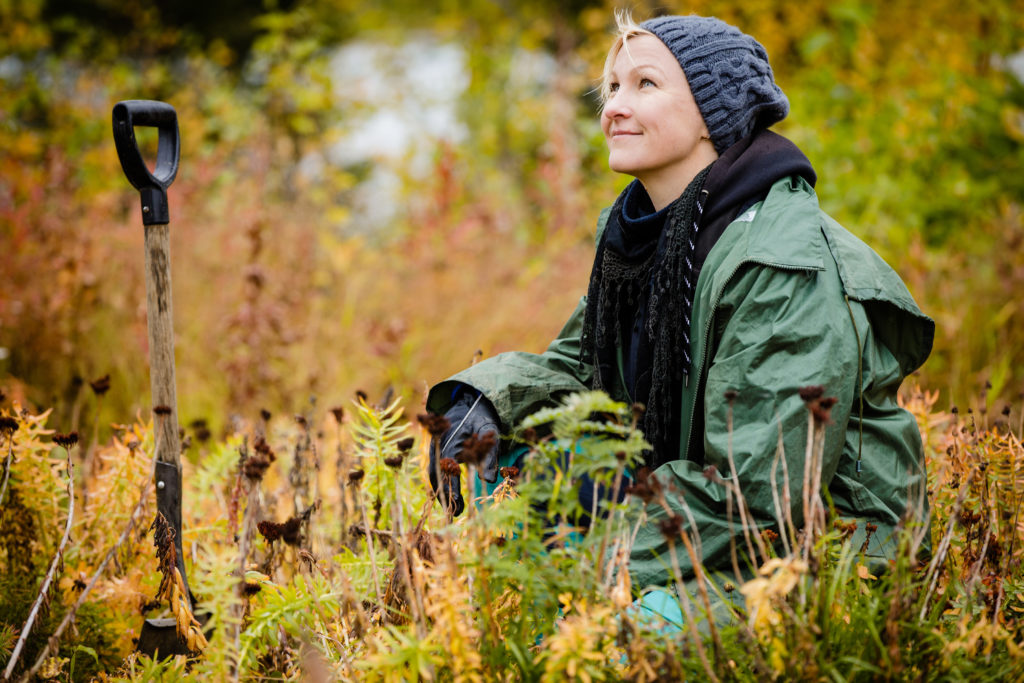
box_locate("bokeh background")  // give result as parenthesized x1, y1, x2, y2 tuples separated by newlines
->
(2, 0, 1022, 436)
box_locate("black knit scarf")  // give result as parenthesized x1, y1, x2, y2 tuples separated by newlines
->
(580, 166, 712, 463)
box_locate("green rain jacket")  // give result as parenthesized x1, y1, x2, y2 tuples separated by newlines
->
(427, 175, 934, 589)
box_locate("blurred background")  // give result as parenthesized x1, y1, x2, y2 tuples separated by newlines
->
(1, 0, 1022, 438)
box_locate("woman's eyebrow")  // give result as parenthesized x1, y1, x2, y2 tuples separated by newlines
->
(610, 62, 668, 79)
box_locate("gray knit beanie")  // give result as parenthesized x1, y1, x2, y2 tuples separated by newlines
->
(640, 15, 789, 154)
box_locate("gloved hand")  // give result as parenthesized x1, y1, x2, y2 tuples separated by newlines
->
(428, 388, 501, 517)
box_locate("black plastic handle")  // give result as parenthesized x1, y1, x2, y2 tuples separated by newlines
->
(112, 100, 180, 225)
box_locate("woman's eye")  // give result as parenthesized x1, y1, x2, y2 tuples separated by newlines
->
(640, 78, 655, 88)
(608, 82, 620, 94)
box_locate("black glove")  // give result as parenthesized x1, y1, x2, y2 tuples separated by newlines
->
(428, 388, 501, 517)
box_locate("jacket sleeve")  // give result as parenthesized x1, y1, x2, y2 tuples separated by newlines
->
(629, 262, 860, 588)
(425, 296, 594, 432)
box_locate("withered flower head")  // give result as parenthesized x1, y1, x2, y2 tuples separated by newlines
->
(243, 453, 272, 481)
(54, 431, 79, 449)
(723, 390, 738, 402)
(243, 582, 262, 596)
(1002, 405, 1012, 417)
(260, 409, 271, 422)
(295, 414, 308, 428)
(865, 522, 878, 533)
(631, 402, 646, 424)
(253, 436, 276, 461)
(348, 468, 365, 485)
(416, 413, 450, 438)
(951, 405, 959, 415)
(723, 582, 735, 593)
(355, 389, 368, 403)
(499, 466, 520, 480)
(658, 514, 683, 539)
(0, 416, 18, 436)
(330, 406, 345, 423)
(762, 528, 779, 543)
(90, 374, 111, 396)
(457, 432, 496, 466)
(440, 457, 461, 478)
(384, 455, 403, 469)
(521, 427, 538, 444)
(798, 386, 825, 402)
(702, 465, 721, 482)
(625, 468, 656, 504)
(615, 450, 627, 462)
(257, 516, 302, 546)
(154, 405, 172, 416)
(809, 396, 839, 424)
(396, 437, 415, 453)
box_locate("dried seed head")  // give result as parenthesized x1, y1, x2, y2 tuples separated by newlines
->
(798, 385, 825, 402)
(416, 413, 450, 438)
(384, 455, 403, 469)
(762, 528, 779, 543)
(809, 396, 839, 424)
(723, 582, 735, 593)
(260, 409, 271, 422)
(658, 514, 683, 539)
(631, 402, 646, 424)
(154, 405, 172, 416)
(499, 466, 520, 480)
(90, 374, 111, 396)
(951, 405, 959, 414)
(396, 437, 415, 453)
(295, 414, 308, 428)
(253, 436, 276, 461)
(521, 427, 538, 444)
(330, 406, 345, 423)
(1002, 405, 1012, 417)
(355, 389, 369, 403)
(625, 468, 657, 504)
(0, 416, 18, 437)
(54, 431, 79, 449)
(243, 582, 262, 596)
(723, 390, 738, 403)
(348, 468, 365, 485)
(242, 453, 271, 481)
(457, 432, 496, 466)
(440, 457, 461, 477)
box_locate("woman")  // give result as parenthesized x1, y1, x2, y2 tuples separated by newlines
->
(425, 13, 933, 595)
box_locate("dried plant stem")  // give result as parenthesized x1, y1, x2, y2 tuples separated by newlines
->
(726, 403, 769, 565)
(233, 481, 260, 683)
(357, 496, 384, 607)
(596, 464, 625, 579)
(664, 537, 720, 683)
(3, 449, 74, 682)
(676, 523, 724, 673)
(21, 456, 157, 683)
(769, 444, 792, 557)
(0, 432, 14, 512)
(801, 411, 815, 561)
(919, 470, 975, 620)
(776, 417, 797, 550)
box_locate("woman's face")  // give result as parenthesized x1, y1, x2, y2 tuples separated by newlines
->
(601, 34, 716, 205)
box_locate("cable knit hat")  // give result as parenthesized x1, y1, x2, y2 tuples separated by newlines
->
(640, 15, 789, 154)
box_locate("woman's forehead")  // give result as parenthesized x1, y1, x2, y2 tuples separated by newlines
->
(612, 34, 678, 75)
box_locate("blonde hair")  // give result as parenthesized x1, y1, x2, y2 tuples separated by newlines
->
(599, 9, 656, 104)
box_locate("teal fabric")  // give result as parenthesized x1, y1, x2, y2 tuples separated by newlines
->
(428, 176, 934, 593)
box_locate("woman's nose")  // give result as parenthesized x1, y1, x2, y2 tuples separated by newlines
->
(603, 92, 632, 120)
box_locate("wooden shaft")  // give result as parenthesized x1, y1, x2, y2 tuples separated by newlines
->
(143, 224, 181, 466)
